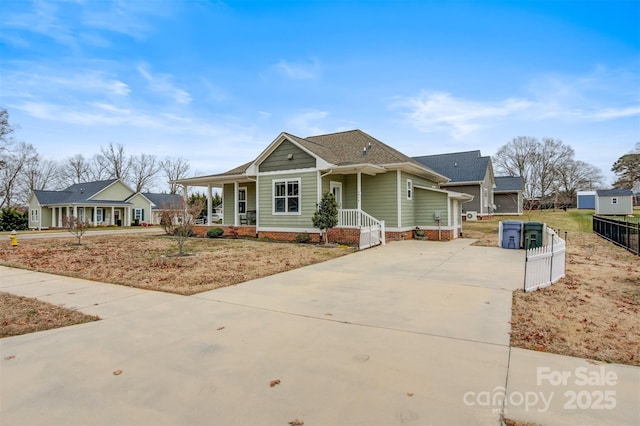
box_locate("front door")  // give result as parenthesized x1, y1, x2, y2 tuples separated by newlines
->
(330, 181, 342, 208)
(114, 210, 120, 226)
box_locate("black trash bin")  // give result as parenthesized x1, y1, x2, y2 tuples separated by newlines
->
(501, 221, 522, 249)
(524, 222, 544, 249)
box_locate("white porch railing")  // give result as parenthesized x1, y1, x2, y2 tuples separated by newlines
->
(338, 209, 385, 249)
(524, 228, 566, 292)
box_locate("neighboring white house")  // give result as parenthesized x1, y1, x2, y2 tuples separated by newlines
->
(28, 179, 181, 230)
(595, 189, 633, 215)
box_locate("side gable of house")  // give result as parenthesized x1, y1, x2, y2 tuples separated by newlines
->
(259, 140, 316, 172)
(91, 180, 135, 201)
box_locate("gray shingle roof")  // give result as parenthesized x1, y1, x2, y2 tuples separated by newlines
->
(33, 179, 119, 205)
(305, 129, 429, 168)
(212, 130, 443, 179)
(597, 189, 633, 196)
(142, 193, 183, 209)
(495, 176, 524, 192)
(412, 151, 490, 183)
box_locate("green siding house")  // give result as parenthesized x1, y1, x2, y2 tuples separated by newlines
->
(176, 130, 474, 246)
(413, 150, 496, 219)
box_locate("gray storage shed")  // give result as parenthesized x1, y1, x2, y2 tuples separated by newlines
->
(595, 189, 633, 215)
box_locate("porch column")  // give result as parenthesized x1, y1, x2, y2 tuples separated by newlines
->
(51, 208, 56, 229)
(92, 207, 97, 226)
(73, 205, 77, 219)
(207, 184, 212, 225)
(66, 207, 70, 225)
(234, 181, 239, 226)
(111, 206, 115, 225)
(357, 172, 362, 227)
(38, 207, 42, 231)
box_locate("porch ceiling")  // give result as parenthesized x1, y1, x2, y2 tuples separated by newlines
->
(323, 164, 387, 176)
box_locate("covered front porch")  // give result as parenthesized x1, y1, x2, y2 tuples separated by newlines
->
(43, 203, 133, 229)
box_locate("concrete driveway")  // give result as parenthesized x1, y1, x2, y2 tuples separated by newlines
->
(1, 239, 638, 425)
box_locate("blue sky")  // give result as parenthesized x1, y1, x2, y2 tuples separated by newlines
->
(1, 0, 638, 185)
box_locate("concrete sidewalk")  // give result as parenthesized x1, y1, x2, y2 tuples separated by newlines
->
(1, 240, 638, 425)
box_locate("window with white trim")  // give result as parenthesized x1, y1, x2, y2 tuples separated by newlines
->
(96, 208, 104, 222)
(273, 179, 300, 214)
(407, 179, 413, 200)
(30, 209, 38, 222)
(611, 197, 618, 205)
(133, 208, 143, 221)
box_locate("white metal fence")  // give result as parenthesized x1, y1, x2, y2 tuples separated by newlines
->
(524, 228, 566, 292)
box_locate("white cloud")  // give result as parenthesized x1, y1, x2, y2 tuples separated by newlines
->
(393, 67, 640, 138)
(137, 65, 192, 105)
(274, 59, 321, 80)
(392, 91, 532, 137)
(0, 69, 131, 99)
(3, 1, 77, 48)
(287, 110, 329, 135)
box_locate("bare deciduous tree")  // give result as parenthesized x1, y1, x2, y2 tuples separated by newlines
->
(160, 157, 191, 194)
(535, 138, 575, 202)
(131, 153, 160, 192)
(61, 154, 92, 185)
(21, 155, 61, 194)
(494, 136, 602, 206)
(0, 108, 16, 154)
(554, 159, 603, 204)
(63, 215, 91, 245)
(98, 142, 131, 182)
(0, 141, 37, 208)
(159, 198, 203, 255)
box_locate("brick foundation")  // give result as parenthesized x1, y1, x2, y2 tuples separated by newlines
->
(192, 225, 455, 245)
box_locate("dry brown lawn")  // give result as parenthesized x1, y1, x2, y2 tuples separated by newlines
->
(1, 292, 98, 338)
(464, 211, 640, 366)
(0, 234, 354, 296)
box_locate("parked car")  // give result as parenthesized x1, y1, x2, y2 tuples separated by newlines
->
(209, 213, 223, 223)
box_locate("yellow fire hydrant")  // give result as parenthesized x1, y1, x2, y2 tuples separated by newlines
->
(10, 230, 18, 247)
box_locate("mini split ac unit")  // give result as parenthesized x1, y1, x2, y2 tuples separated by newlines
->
(465, 211, 478, 221)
